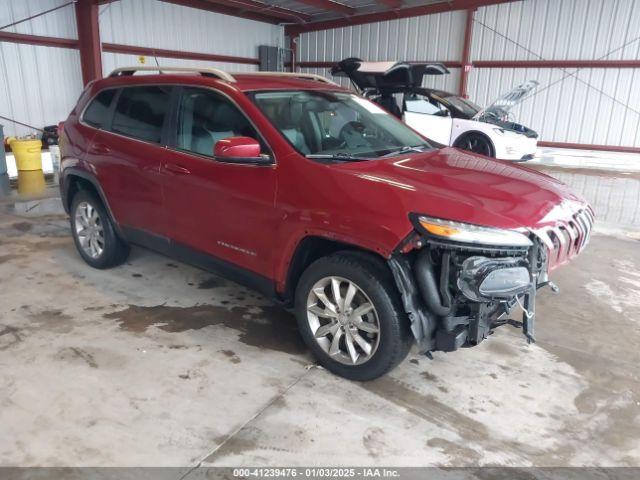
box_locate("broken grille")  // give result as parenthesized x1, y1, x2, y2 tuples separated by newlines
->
(533, 208, 594, 271)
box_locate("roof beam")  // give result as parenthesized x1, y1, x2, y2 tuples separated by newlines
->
(286, 0, 520, 34)
(377, 0, 403, 8)
(158, 0, 285, 24)
(102, 42, 259, 65)
(290, 0, 355, 16)
(0, 31, 78, 49)
(208, 0, 312, 23)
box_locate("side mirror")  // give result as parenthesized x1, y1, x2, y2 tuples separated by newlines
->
(214, 136, 271, 165)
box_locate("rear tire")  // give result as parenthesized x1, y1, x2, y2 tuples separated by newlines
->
(70, 189, 129, 269)
(294, 251, 412, 381)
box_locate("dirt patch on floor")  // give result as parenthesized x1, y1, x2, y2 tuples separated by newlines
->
(426, 437, 481, 466)
(198, 276, 227, 289)
(10, 222, 32, 232)
(0, 254, 26, 264)
(362, 376, 489, 444)
(0, 325, 23, 350)
(103, 304, 306, 355)
(56, 347, 98, 368)
(219, 349, 241, 364)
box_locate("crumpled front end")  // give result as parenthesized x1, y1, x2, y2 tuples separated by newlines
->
(388, 207, 594, 354)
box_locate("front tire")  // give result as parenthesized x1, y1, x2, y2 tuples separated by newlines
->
(454, 132, 495, 157)
(294, 252, 412, 381)
(70, 190, 129, 269)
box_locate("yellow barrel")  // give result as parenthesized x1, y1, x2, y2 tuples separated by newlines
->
(9, 138, 43, 171)
(17, 170, 46, 196)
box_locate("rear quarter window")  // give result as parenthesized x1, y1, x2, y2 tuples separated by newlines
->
(82, 89, 116, 128)
(111, 86, 171, 143)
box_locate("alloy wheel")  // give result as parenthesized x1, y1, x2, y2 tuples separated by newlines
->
(74, 201, 105, 259)
(306, 276, 381, 365)
(464, 135, 492, 156)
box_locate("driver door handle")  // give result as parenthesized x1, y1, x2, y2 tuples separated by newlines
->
(163, 163, 191, 175)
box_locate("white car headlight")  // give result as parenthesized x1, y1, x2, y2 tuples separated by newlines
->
(413, 215, 532, 248)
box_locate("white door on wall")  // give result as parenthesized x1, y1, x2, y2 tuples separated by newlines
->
(403, 97, 452, 146)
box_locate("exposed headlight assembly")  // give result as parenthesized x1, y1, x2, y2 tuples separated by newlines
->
(458, 256, 531, 302)
(412, 215, 532, 248)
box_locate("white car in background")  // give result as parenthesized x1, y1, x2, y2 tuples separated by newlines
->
(332, 58, 540, 161)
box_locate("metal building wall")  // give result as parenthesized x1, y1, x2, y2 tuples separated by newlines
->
(99, 0, 284, 76)
(297, 11, 465, 92)
(0, 0, 82, 137)
(468, 0, 640, 148)
(0, 0, 284, 138)
(297, 0, 640, 149)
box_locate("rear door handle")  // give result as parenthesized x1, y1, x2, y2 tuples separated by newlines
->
(163, 163, 191, 175)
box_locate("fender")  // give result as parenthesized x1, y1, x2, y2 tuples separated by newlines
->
(275, 226, 411, 302)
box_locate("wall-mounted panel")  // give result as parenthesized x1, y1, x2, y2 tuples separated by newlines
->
(0, 0, 77, 39)
(467, 67, 640, 147)
(0, 42, 82, 137)
(298, 10, 467, 64)
(99, 0, 284, 63)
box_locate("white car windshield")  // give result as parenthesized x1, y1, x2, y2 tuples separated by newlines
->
(441, 95, 481, 118)
(252, 91, 432, 160)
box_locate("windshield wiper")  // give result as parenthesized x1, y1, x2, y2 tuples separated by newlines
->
(380, 145, 428, 158)
(305, 153, 369, 162)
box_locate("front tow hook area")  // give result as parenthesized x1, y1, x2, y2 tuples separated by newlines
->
(496, 280, 560, 344)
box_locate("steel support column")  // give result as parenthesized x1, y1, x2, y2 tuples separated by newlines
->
(459, 8, 475, 98)
(75, 0, 102, 85)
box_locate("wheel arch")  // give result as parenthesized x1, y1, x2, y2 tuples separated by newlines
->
(452, 130, 496, 157)
(62, 169, 122, 236)
(281, 236, 392, 307)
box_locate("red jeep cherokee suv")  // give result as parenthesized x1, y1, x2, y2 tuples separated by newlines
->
(59, 67, 593, 380)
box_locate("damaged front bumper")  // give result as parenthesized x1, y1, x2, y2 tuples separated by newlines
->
(388, 225, 568, 354)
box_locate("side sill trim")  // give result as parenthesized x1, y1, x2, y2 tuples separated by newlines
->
(121, 227, 280, 303)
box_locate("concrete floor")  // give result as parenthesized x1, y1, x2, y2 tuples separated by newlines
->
(1, 167, 639, 469)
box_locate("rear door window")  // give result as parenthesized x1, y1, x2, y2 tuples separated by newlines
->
(111, 86, 172, 143)
(82, 89, 116, 128)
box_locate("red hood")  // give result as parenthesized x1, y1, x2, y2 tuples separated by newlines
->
(332, 147, 589, 231)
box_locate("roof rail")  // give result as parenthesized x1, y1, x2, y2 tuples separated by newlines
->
(239, 72, 339, 86)
(108, 66, 236, 83)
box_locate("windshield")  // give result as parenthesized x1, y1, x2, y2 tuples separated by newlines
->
(251, 91, 432, 160)
(440, 95, 481, 117)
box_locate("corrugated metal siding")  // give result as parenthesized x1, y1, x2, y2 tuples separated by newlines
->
(541, 168, 640, 228)
(299, 0, 640, 148)
(468, 67, 640, 147)
(102, 53, 259, 77)
(469, 0, 640, 147)
(0, 42, 82, 137)
(0, 0, 283, 137)
(0, 1, 80, 137)
(0, 0, 77, 38)
(99, 0, 284, 68)
(297, 11, 465, 93)
(472, 0, 640, 61)
(298, 11, 466, 63)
